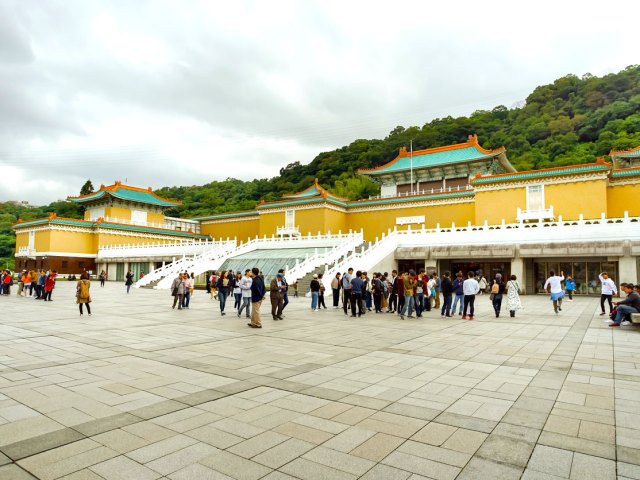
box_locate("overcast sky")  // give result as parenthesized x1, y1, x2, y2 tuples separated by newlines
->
(1, 0, 639, 204)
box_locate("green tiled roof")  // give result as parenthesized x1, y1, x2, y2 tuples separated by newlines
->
(360, 145, 502, 176)
(284, 184, 325, 198)
(192, 211, 260, 221)
(611, 147, 640, 158)
(14, 218, 207, 239)
(471, 164, 610, 185)
(69, 185, 180, 207)
(257, 197, 348, 210)
(351, 190, 474, 207)
(611, 167, 640, 178)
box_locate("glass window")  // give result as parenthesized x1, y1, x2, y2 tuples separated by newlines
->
(285, 210, 295, 228)
(527, 185, 544, 211)
(131, 210, 148, 225)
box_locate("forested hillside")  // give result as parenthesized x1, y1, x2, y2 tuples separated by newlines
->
(156, 65, 640, 218)
(2, 65, 640, 269)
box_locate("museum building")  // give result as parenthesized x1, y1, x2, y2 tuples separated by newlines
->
(14, 135, 640, 294)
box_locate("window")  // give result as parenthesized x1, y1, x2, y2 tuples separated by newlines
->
(131, 210, 148, 225)
(526, 185, 544, 211)
(28, 231, 35, 249)
(88, 207, 105, 220)
(285, 209, 295, 228)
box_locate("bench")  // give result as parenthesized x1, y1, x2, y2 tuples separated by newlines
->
(631, 313, 640, 324)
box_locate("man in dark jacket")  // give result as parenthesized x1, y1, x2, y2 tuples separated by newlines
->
(270, 273, 285, 320)
(610, 283, 640, 326)
(249, 267, 266, 328)
(440, 271, 454, 318)
(452, 272, 465, 315)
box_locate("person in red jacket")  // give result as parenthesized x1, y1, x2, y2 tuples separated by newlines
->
(394, 272, 405, 314)
(43, 272, 56, 301)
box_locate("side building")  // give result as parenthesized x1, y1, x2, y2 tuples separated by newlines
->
(14, 182, 208, 280)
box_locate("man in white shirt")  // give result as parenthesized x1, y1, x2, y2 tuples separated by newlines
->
(462, 271, 480, 320)
(544, 270, 565, 315)
(238, 269, 253, 319)
(599, 272, 618, 316)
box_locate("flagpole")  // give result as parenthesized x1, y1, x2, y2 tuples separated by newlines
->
(410, 139, 414, 194)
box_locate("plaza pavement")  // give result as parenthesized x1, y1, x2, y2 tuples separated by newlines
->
(0, 282, 638, 480)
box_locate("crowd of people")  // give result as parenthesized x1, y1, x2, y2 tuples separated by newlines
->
(325, 268, 523, 321)
(1, 269, 58, 300)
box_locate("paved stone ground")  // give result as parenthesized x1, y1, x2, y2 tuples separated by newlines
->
(0, 281, 638, 479)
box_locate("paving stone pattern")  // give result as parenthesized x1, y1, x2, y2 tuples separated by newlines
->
(0, 282, 636, 479)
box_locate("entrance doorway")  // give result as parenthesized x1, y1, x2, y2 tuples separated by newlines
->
(533, 259, 618, 295)
(397, 260, 425, 274)
(450, 260, 510, 281)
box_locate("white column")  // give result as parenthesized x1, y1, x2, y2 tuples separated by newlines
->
(619, 255, 637, 284)
(511, 256, 524, 290)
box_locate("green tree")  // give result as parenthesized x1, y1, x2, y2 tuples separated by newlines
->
(80, 180, 94, 196)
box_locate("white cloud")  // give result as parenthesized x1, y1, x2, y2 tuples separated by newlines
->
(0, 0, 639, 204)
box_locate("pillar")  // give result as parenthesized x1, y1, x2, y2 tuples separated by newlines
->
(619, 255, 638, 284)
(511, 256, 524, 291)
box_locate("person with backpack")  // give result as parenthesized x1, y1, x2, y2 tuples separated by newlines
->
(76, 272, 92, 316)
(490, 274, 506, 318)
(125, 271, 133, 294)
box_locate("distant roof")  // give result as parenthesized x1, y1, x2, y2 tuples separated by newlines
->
(359, 135, 514, 177)
(610, 146, 640, 159)
(470, 161, 611, 185)
(68, 182, 181, 207)
(281, 179, 347, 201)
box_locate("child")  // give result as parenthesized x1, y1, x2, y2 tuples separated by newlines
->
(565, 275, 575, 301)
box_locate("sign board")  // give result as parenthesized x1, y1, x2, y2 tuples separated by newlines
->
(396, 215, 425, 226)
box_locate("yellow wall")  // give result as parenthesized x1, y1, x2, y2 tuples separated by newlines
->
(258, 211, 284, 237)
(608, 183, 640, 217)
(34, 230, 51, 252)
(296, 208, 328, 236)
(348, 202, 476, 241)
(546, 179, 607, 220)
(475, 188, 526, 224)
(49, 230, 96, 254)
(324, 208, 348, 234)
(105, 206, 132, 220)
(15, 232, 28, 249)
(148, 212, 164, 224)
(201, 218, 260, 243)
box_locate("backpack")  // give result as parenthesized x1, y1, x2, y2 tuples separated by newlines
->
(342, 275, 351, 289)
(491, 282, 499, 294)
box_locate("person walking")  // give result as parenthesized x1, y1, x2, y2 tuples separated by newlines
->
(462, 271, 480, 320)
(318, 273, 327, 309)
(452, 272, 464, 315)
(76, 273, 92, 316)
(491, 274, 506, 318)
(99, 270, 107, 287)
(249, 267, 266, 328)
(440, 271, 454, 317)
(279, 269, 290, 313)
(182, 273, 192, 309)
(506, 275, 523, 317)
(171, 273, 185, 309)
(233, 272, 242, 310)
(394, 271, 405, 313)
(544, 270, 565, 315)
(238, 269, 252, 319)
(217, 271, 230, 315)
(599, 272, 617, 316)
(565, 275, 575, 301)
(309, 274, 320, 311)
(270, 273, 285, 320)
(331, 273, 341, 308)
(125, 271, 133, 294)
